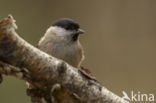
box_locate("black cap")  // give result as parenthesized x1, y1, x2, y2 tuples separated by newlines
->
(52, 18, 80, 31)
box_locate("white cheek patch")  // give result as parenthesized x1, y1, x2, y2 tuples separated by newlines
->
(47, 26, 73, 36)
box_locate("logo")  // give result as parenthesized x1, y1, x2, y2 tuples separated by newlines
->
(122, 91, 154, 102)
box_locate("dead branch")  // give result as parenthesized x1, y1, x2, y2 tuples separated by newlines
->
(0, 15, 129, 103)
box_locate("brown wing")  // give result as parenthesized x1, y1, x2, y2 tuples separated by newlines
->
(79, 66, 97, 82)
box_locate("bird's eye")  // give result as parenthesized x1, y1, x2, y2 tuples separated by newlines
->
(70, 26, 75, 30)
(66, 25, 76, 30)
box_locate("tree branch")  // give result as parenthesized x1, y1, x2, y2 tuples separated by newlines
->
(0, 15, 129, 103)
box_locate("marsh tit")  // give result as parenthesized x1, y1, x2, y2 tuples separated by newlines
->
(38, 18, 85, 68)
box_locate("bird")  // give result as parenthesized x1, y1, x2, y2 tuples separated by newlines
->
(37, 18, 86, 103)
(38, 18, 96, 80)
(38, 18, 85, 68)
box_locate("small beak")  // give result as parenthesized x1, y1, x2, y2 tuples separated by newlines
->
(77, 29, 85, 34)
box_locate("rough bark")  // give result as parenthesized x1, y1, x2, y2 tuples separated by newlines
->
(0, 15, 129, 103)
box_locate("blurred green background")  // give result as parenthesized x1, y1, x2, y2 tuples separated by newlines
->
(0, 0, 156, 103)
